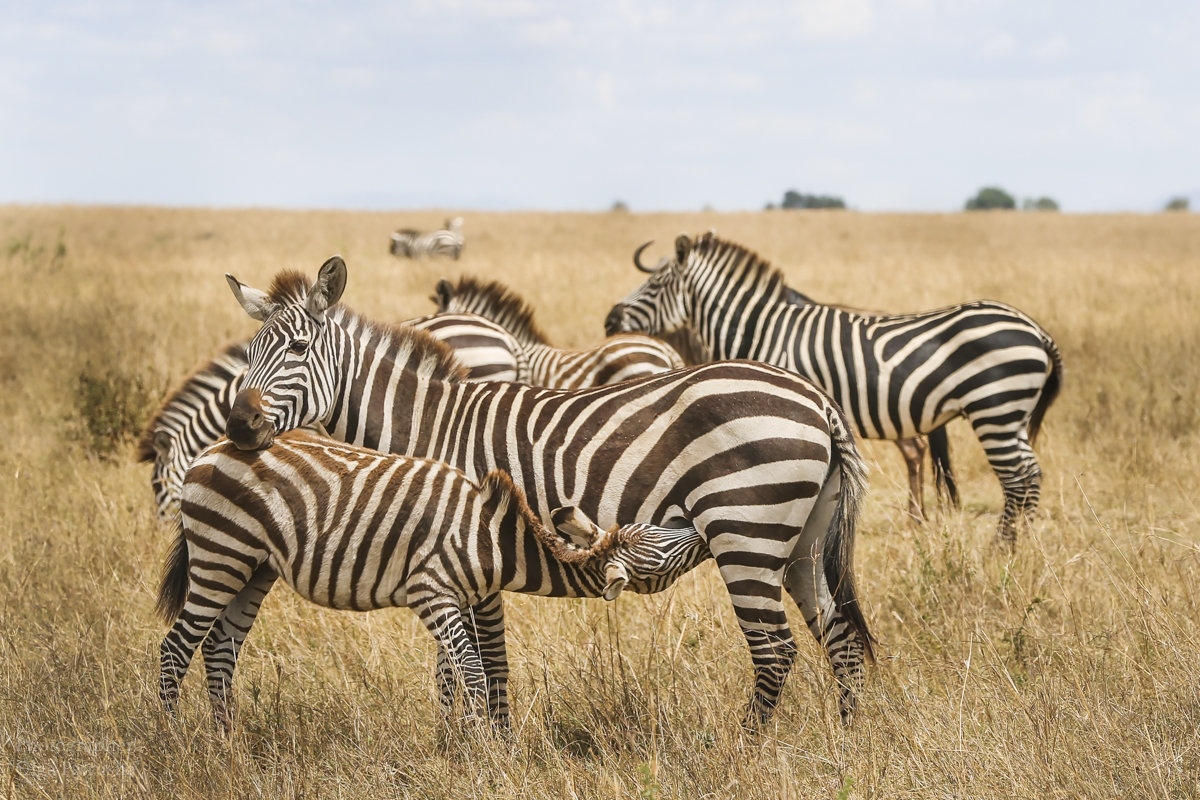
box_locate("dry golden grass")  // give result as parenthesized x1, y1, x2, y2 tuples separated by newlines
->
(1, 205, 1198, 799)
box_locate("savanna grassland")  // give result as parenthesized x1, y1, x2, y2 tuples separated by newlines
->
(1, 205, 1198, 799)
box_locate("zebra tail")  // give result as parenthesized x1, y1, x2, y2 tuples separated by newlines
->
(822, 404, 876, 663)
(928, 426, 960, 508)
(1027, 334, 1064, 445)
(155, 521, 190, 624)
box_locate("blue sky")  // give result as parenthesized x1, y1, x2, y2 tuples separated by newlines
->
(2, 1, 1196, 212)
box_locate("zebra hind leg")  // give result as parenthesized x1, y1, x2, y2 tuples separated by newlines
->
(433, 595, 509, 729)
(200, 566, 277, 734)
(983, 429, 1043, 546)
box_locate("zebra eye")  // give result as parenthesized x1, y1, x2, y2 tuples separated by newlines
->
(288, 339, 309, 355)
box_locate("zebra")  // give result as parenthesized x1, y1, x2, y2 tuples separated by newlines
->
(605, 232, 1063, 543)
(432, 276, 683, 389)
(389, 217, 465, 260)
(655, 282, 958, 522)
(156, 429, 711, 732)
(138, 313, 522, 521)
(219, 256, 875, 727)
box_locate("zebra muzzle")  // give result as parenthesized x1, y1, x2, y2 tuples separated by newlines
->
(227, 388, 275, 450)
(603, 305, 627, 336)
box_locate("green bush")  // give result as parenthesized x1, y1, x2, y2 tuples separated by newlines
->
(965, 186, 1016, 210)
(74, 361, 157, 457)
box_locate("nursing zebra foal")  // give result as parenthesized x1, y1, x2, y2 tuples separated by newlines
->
(389, 217, 465, 260)
(606, 232, 1063, 543)
(432, 276, 683, 389)
(138, 313, 522, 520)
(157, 429, 709, 732)
(221, 256, 875, 726)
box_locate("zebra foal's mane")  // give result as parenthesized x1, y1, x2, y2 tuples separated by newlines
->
(268, 270, 467, 383)
(136, 340, 246, 463)
(439, 276, 551, 346)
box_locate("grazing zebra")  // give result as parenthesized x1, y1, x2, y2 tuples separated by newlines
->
(157, 429, 711, 732)
(606, 232, 1063, 543)
(138, 314, 521, 521)
(432, 276, 683, 389)
(137, 341, 246, 519)
(389, 217, 465, 260)
(220, 256, 875, 726)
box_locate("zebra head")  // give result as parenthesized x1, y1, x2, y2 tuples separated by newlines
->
(224, 256, 347, 450)
(604, 523, 711, 598)
(604, 236, 692, 337)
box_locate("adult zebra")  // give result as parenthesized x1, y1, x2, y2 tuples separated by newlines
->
(432, 276, 683, 389)
(606, 232, 1063, 543)
(389, 217, 465, 260)
(157, 429, 710, 732)
(138, 312, 522, 521)
(220, 256, 875, 726)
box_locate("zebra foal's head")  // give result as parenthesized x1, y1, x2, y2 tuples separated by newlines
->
(552, 509, 710, 600)
(224, 256, 347, 450)
(604, 236, 693, 337)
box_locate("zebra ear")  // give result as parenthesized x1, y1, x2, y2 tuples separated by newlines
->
(433, 278, 454, 312)
(226, 274, 278, 322)
(603, 561, 630, 601)
(307, 256, 347, 317)
(152, 430, 173, 458)
(550, 506, 605, 548)
(674, 234, 692, 264)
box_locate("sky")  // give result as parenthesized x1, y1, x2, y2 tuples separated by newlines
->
(2, 1, 1197, 213)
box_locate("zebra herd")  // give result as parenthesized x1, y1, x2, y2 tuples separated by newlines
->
(144, 231, 1061, 736)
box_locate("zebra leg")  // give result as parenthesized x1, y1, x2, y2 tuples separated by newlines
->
(894, 437, 928, 522)
(706, 533, 797, 728)
(159, 568, 252, 718)
(433, 595, 509, 728)
(977, 426, 1044, 545)
(414, 598, 489, 722)
(200, 566, 277, 734)
(464, 594, 510, 729)
(782, 467, 867, 724)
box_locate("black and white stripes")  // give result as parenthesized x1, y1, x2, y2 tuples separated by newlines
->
(606, 231, 1063, 542)
(389, 217, 465, 260)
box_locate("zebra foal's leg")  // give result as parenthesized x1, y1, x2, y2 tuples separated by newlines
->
(433, 594, 510, 728)
(413, 597, 489, 723)
(894, 437, 928, 522)
(200, 567, 277, 733)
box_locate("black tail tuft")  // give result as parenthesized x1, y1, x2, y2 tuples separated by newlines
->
(155, 522, 190, 624)
(928, 426, 960, 508)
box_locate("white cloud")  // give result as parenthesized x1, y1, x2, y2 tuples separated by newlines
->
(1030, 34, 1069, 60)
(795, 0, 875, 40)
(979, 32, 1017, 58)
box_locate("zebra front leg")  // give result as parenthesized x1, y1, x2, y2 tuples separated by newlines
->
(200, 566, 277, 734)
(894, 437, 928, 522)
(433, 595, 509, 728)
(414, 598, 489, 723)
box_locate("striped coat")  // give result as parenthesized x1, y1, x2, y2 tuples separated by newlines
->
(157, 430, 710, 731)
(221, 257, 875, 726)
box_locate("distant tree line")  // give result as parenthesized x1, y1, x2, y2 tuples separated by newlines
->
(965, 186, 1059, 212)
(766, 189, 846, 211)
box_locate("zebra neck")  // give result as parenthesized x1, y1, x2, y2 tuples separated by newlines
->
(690, 278, 790, 362)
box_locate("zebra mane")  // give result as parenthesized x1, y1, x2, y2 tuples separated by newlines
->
(267, 270, 467, 383)
(444, 276, 550, 345)
(136, 340, 247, 463)
(688, 232, 792, 302)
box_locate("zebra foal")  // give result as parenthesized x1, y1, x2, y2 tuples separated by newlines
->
(606, 232, 1063, 543)
(157, 429, 709, 733)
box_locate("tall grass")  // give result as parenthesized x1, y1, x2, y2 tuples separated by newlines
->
(1, 205, 1197, 798)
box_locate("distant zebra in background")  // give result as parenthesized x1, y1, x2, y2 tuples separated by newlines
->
(221, 257, 875, 726)
(390, 217, 465, 260)
(138, 312, 522, 521)
(157, 429, 711, 732)
(607, 232, 1063, 543)
(433, 276, 683, 389)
